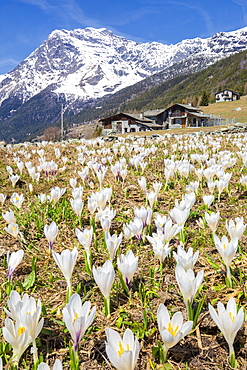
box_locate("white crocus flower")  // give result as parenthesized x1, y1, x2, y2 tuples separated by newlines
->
(105, 328, 140, 370)
(91, 189, 108, 210)
(69, 178, 77, 189)
(175, 265, 204, 311)
(37, 193, 47, 203)
(5, 222, 19, 238)
(70, 198, 84, 218)
(2, 318, 30, 365)
(19, 296, 44, 362)
(6, 165, 13, 175)
(52, 247, 78, 289)
(123, 224, 133, 239)
(9, 174, 20, 187)
(170, 207, 190, 228)
(75, 227, 93, 256)
(37, 359, 63, 370)
(204, 211, 220, 234)
(213, 234, 238, 284)
(4, 290, 30, 321)
(157, 303, 193, 361)
(105, 231, 123, 261)
(173, 245, 199, 271)
(2, 210, 16, 224)
(138, 176, 147, 194)
(7, 250, 24, 280)
(87, 196, 97, 215)
(162, 218, 182, 243)
(154, 214, 169, 232)
(62, 293, 96, 352)
(0, 193, 6, 205)
(127, 218, 143, 240)
(146, 233, 172, 263)
(50, 186, 66, 203)
(134, 206, 152, 227)
(93, 260, 115, 300)
(209, 297, 244, 365)
(17, 161, 24, 174)
(146, 190, 157, 208)
(10, 193, 25, 209)
(117, 250, 138, 289)
(153, 181, 162, 195)
(72, 186, 83, 200)
(203, 194, 214, 207)
(225, 217, 246, 239)
(44, 221, 58, 250)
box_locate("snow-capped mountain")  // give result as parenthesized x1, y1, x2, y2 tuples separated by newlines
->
(0, 26, 247, 142)
(1, 26, 247, 107)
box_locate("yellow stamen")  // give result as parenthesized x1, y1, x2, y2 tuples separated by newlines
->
(74, 312, 79, 322)
(118, 341, 125, 357)
(18, 326, 26, 337)
(167, 322, 179, 337)
(229, 312, 235, 322)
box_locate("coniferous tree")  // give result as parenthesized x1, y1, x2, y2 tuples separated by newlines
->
(200, 91, 209, 106)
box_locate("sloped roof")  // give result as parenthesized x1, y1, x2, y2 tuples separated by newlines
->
(165, 103, 200, 112)
(144, 109, 166, 116)
(189, 112, 211, 118)
(100, 112, 153, 123)
(121, 112, 152, 122)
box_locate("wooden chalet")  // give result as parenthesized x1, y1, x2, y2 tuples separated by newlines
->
(100, 110, 166, 135)
(163, 103, 214, 127)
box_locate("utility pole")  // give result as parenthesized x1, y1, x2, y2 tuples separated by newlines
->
(61, 104, 64, 141)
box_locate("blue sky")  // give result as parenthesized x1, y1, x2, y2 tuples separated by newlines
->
(0, 0, 247, 75)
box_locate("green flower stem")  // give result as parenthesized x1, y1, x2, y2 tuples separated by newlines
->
(187, 299, 194, 322)
(226, 266, 232, 288)
(119, 273, 129, 295)
(159, 260, 164, 284)
(66, 285, 73, 304)
(32, 340, 38, 364)
(179, 228, 186, 245)
(104, 296, 111, 319)
(69, 342, 79, 370)
(229, 346, 237, 369)
(161, 344, 168, 363)
(83, 250, 92, 275)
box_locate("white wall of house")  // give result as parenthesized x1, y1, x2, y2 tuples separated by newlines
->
(102, 119, 150, 136)
(216, 90, 238, 103)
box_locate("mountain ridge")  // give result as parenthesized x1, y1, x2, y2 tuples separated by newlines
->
(1, 26, 247, 142)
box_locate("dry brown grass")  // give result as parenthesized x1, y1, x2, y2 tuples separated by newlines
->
(202, 95, 247, 122)
(0, 133, 247, 369)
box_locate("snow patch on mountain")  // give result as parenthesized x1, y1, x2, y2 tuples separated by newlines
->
(1, 26, 247, 108)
